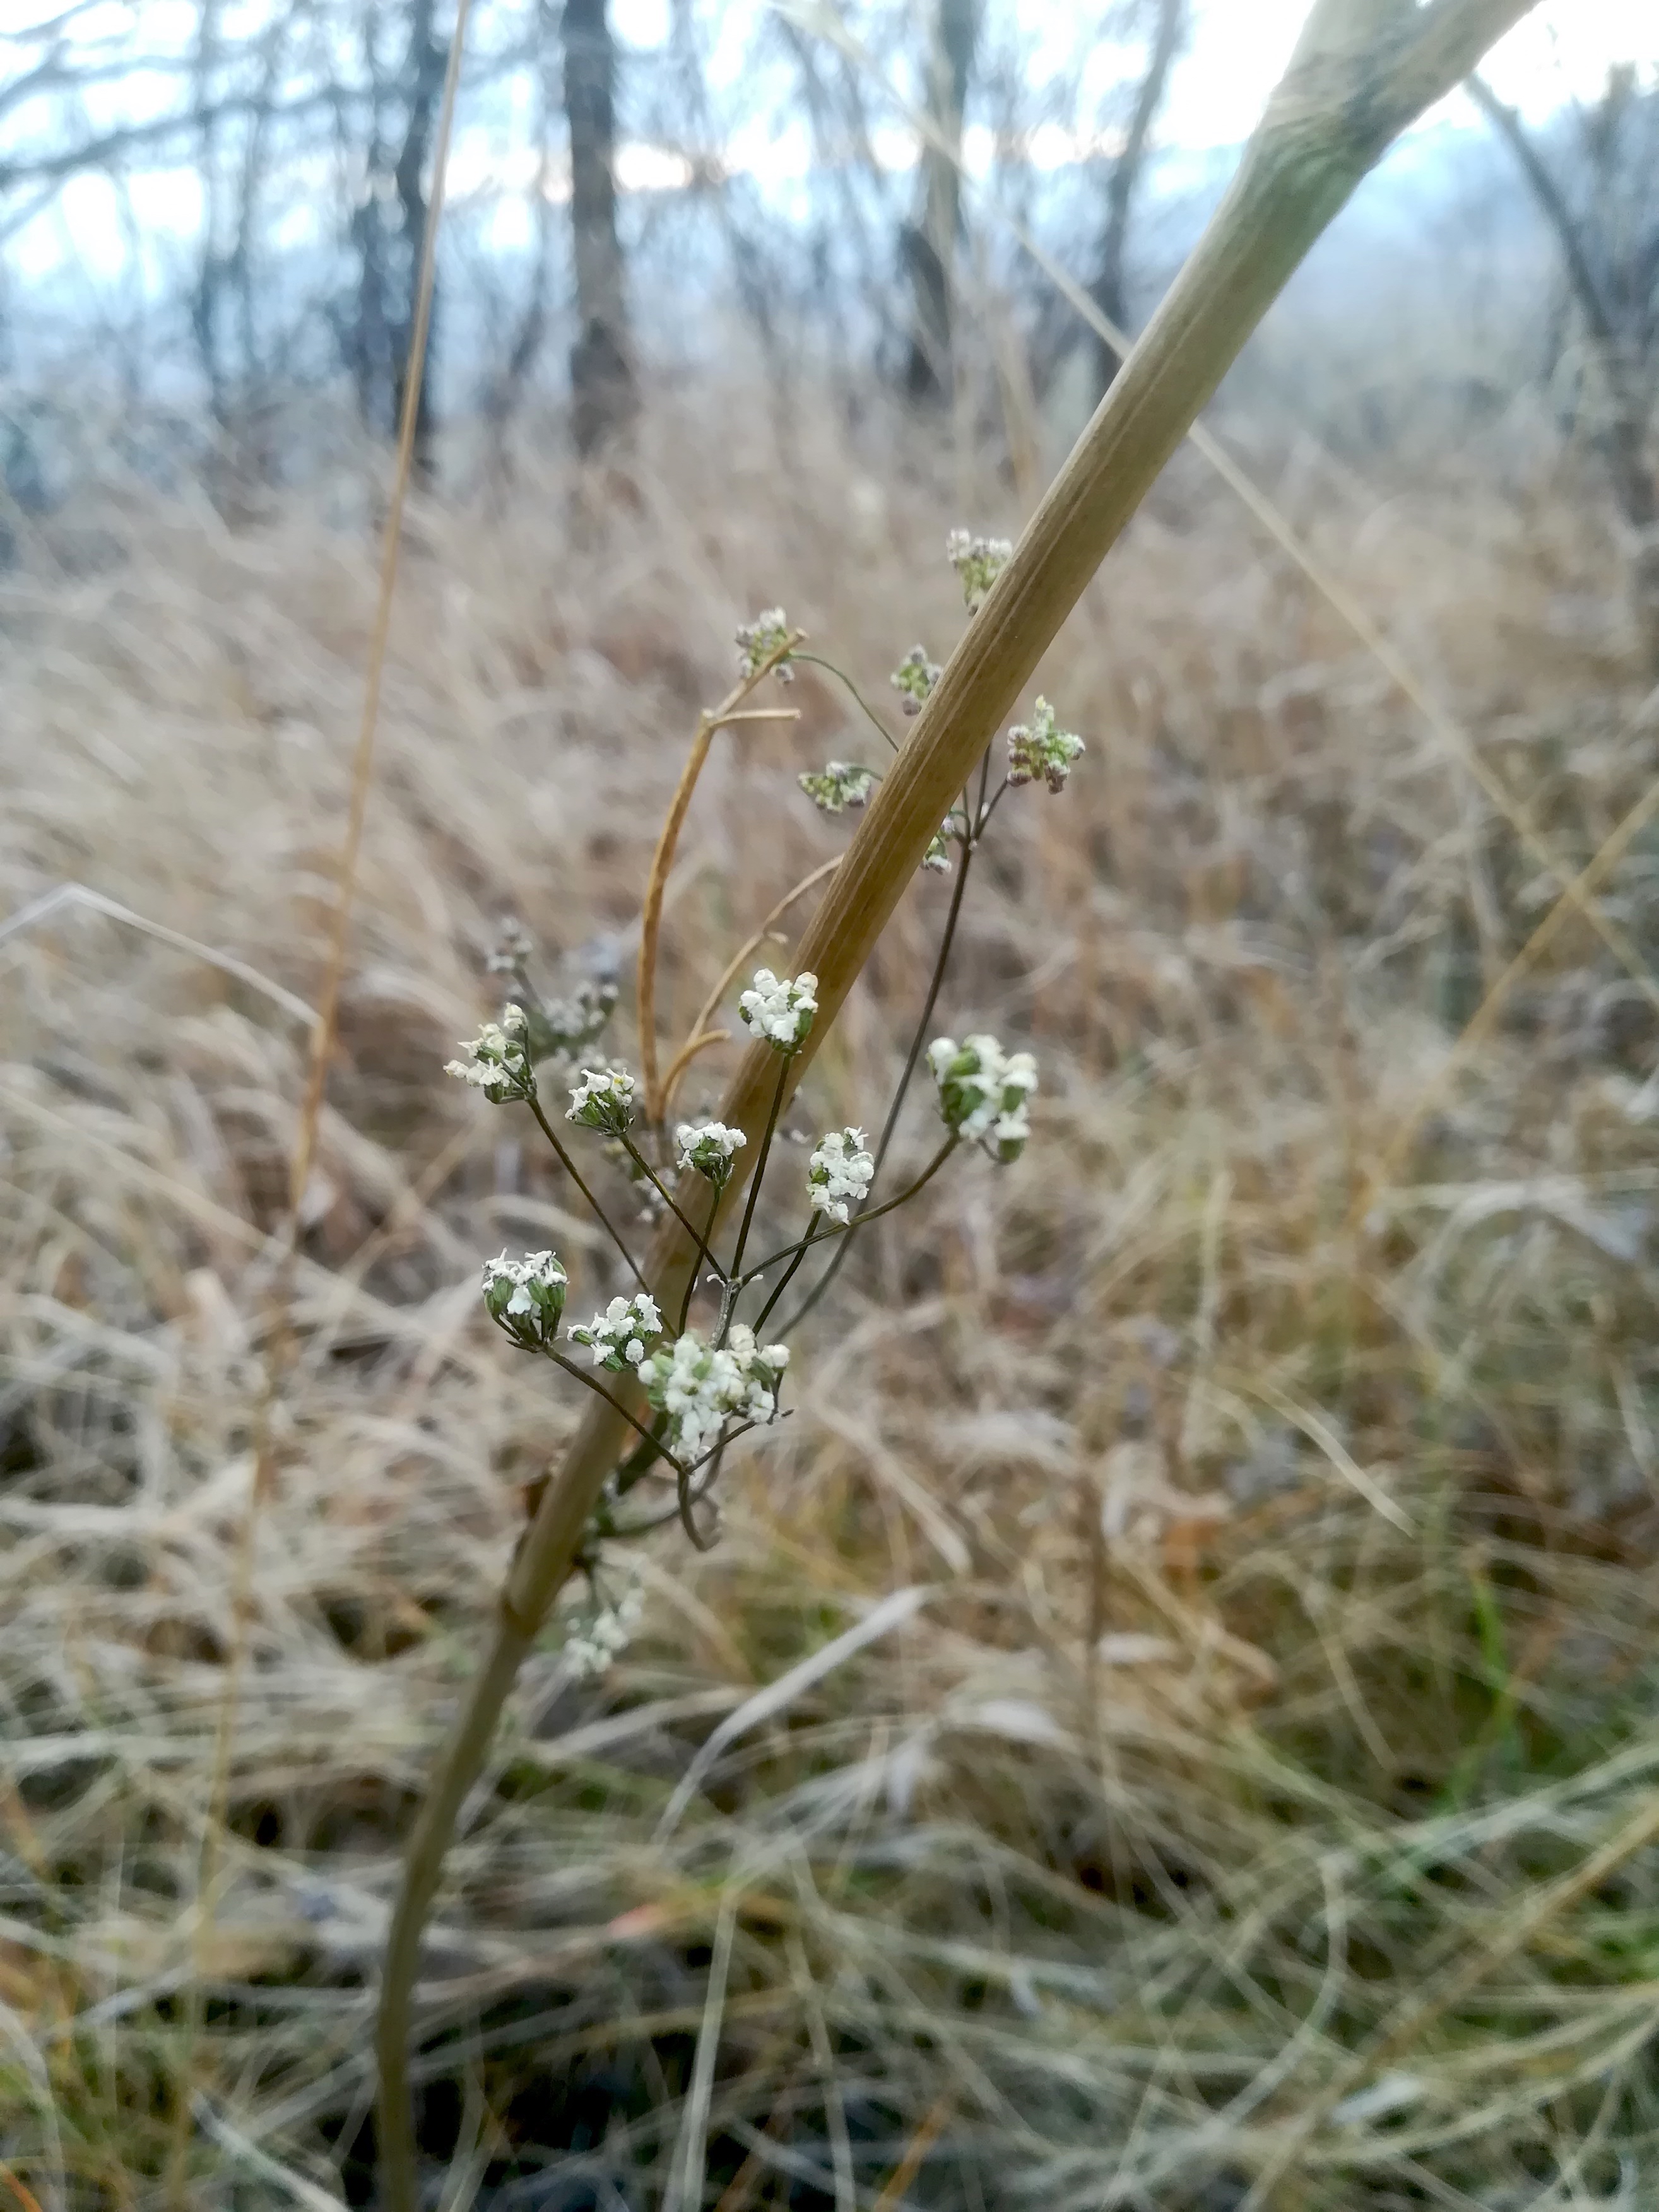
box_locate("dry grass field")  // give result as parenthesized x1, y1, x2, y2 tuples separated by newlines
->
(4, 385, 1659, 2209)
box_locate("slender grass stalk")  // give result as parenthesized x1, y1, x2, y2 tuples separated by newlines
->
(635, 652, 801, 1122)
(170, 0, 473, 2198)
(662, 856, 841, 1121)
(374, 9, 1543, 2199)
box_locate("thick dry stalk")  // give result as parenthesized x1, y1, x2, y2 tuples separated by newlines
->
(375, 5, 1540, 2200)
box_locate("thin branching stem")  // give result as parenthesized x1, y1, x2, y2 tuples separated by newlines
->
(790, 651, 900, 755)
(526, 1095, 649, 1293)
(777, 806, 977, 1336)
(725, 1056, 791, 1302)
(679, 1183, 722, 1336)
(743, 1135, 960, 1293)
(620, 1136, 726, 1286)
(546, 1348, 685, 1471)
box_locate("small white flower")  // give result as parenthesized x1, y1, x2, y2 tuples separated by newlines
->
(890, 645, 942, 716)
(635, 1326, 791, 1463)
(562, 1578, 644, 1681)
(567, 1064, 636, 1135)
(480, 1247, 567, 1350)
(738, 967, 817, 1053)
(569, 1291, 664, 1372)
(1007, 698, 1085, 793)
(800, 760, 875, 813)
(676, 1120, 747, 1188)
(928, 1033, 1039, 1162)
(446, 1003, 533, 1103)
(946, 529, 1013, 612)
(808, 1126, 875, 1224)
(736, 606, 795, 681)
(923, 823, 954, 874)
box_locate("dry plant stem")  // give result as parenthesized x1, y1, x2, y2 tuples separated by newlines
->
(374, 8, 1540, 2197)
(170, 0, 474, 2198)
(635, 647, 800, 1122)
(817, 0, 1658, 1011)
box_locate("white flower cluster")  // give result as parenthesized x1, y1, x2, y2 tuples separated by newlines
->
(736, 606, 795, 681)
(923, 823, 955, 874)
(676, 1120, 747, 1189)
(481, 1248, 567, 1350)
(446, 1004, 534, 1103)
(799, 760, 875, 814)
(928, 1033, 1039, 1162)
(1007, 697, 1085, 794)
(567, 1064, 635, 1135)
(570, 1291, 664, 1371)
(890, 644, 942, 716)
(808, 1127, 875, 1224)
(535, 976, 619, 1060)
(486, 917, 534, 976)
(635, 1325, 790, 1462)
(947, 529, 1013, 612)
(562, 1580, 644, 1682)
(739, 967, 817, 1053)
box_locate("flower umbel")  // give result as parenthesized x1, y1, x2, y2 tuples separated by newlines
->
(808, 1127, 875, 1224)
(738, 967, 817, 1053)
(635, 1325, 791, 1462)
(946, 529, 1013, 612)
(1007, 697, 1085, 794)
(928, 1033, 1039, 1162)
(567, 1065, 636, 1136)
(736, 607, 794, 682)
(481, 1248, 568, 1351)
(446, 1004, 534, 1103)
(529, 977, 619, 1062)
(562, 1579, 644, 1681)
(799, 760, 875, 814)
(486, 917, 534, 977)
(923, 823, 955, 874)
(676, 1120, 747, 1189)
(570, 1291, 664, 1372)
(890, 645, 942, 716)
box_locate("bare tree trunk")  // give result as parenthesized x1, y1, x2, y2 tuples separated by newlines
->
(564, 0, 635, 456)
(394, 0, 445, 483)
(1471, 73, 1659, 673)
(904, 0, 978, 404)
(1091, 0, 1186, 398)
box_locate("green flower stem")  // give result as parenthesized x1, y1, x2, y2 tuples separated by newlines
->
(525, 1095, 650, 1294)
(790, 651, 901, 756)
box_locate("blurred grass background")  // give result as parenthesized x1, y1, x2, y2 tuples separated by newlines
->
(4, 1, 1659, 2204)
(4, 380, 1659, 2207)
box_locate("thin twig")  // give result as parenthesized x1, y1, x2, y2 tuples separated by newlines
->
(663, 856, 841, 1121)
(637, 637, 801, 1121)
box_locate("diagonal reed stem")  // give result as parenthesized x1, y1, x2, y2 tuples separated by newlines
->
(374, 9, 1542, 2201)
